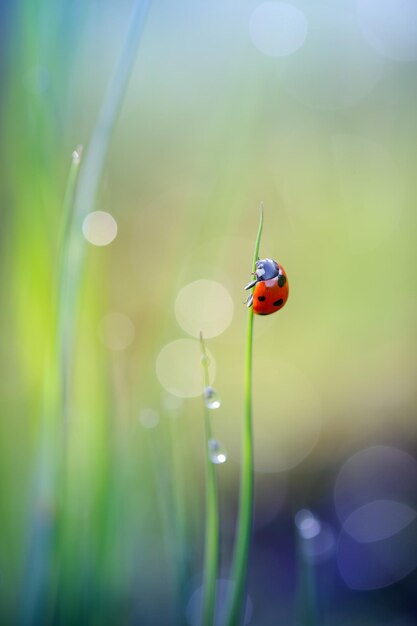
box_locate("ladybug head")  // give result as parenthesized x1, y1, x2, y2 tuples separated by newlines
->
(255, 258, 279, 280)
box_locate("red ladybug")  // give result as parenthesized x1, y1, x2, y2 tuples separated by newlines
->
(244, 258, 289, 315)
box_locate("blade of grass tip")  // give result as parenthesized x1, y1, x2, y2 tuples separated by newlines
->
(225, 204, 263, 626)
(60, 0, 151, 432)
(200, 332, 220, 626)
(73, 0, 151, 225)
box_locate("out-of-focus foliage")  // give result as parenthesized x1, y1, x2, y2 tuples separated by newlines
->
(1, 0, 416, 623)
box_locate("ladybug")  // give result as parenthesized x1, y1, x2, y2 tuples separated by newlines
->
(244, 258, 289, 315)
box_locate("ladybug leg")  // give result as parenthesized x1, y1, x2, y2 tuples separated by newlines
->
(244, 278, 257, 290)
(246, 294, 254, 308)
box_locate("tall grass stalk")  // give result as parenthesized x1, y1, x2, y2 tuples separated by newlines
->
(21, 4, 151, 621)
(295, 511, 319, 626)
(225, 205, 263, 626)
(19, 149, 83, 626)
(60, 0, 151, 430)
(200, 333, 220, 626)
(56, 147, 83, 429)
(167, 412, 193, 624)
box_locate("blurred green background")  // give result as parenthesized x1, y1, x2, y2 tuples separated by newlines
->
(1, 0, 417, 624)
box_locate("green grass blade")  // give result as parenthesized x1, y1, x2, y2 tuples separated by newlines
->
(295, 511, 319, 626)
(200, 333, 220, 626)
(20, 3, 151, 620)
(168, 415, 193, 623)
(19, 148, 83, 626)
(225, 204, 263, 626)
(56, 147, 82, 428)
(73, 0, 151, 227)
(59, 0, 151, 430)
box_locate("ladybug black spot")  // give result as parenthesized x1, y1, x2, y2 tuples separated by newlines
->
(273, 299, 284, 307)
(257, 296, 266, 302)
(278, 275, 287, 287)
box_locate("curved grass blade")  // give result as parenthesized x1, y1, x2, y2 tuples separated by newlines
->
(60, 0, 151, 430)
(20, 3, 151, 622)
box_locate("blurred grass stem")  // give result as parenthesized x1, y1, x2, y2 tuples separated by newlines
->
(60, 0, 151, 429)
(168, 414, 192, 624)
(200, 333, 220, 626)
(21, 4, 151, 622)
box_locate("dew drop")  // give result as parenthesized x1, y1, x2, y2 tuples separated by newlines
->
(204, 386, 221, 410)
(200, 354, 210, 366)
(72, 145, 83, 164)
(208, 439, 227, 464)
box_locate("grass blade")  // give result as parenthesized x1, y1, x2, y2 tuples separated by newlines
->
(295, 510, 319, 626)
(60, 0, 151, 429)
(200, 333, 220, 626)
(225, 204, 263, 625)
(20, 3, 151, 620)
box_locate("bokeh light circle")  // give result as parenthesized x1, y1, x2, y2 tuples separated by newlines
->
(295, 510, 336, 563)
(249, 2, 308, 57)
(303, 522, 336, 564)
(337, 516, 417, 590)
(295, 509, 321, 539)
(335, 446, 417, 589)
(161, 393, 184, 419)
(175, 280, 234, 338)
(156, 339, 216, 398)
(98, 312, 135, 351)
(82, 211, 118, 246)
(283, 6, 383, 109)
(357, 0, 417, 62)
(343, 500, 417, 543)
(334, 445, 417, 524)
(139, 408, 160, 429)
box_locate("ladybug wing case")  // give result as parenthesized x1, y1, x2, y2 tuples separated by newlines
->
(253, 272, 289, 316)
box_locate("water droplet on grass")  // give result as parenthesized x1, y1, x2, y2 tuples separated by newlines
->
(204, 386, 221, 410)
(72, 145, 83, 163)
(200, 354, 210, 366)
(208, 439, 227, 464)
